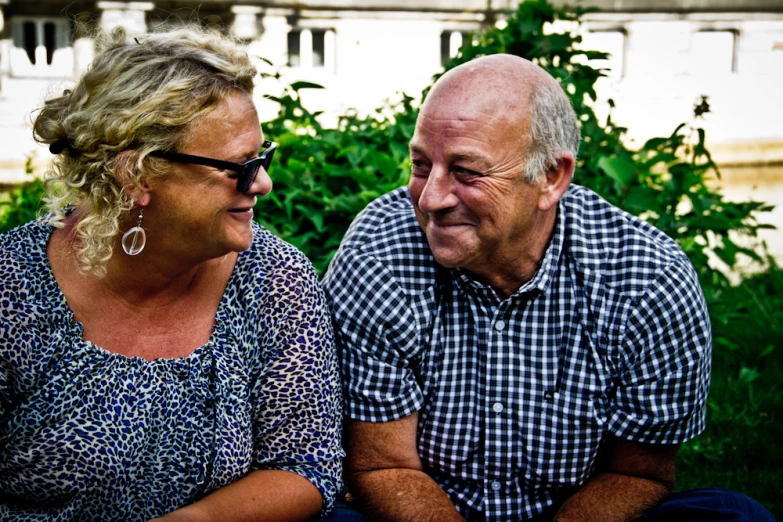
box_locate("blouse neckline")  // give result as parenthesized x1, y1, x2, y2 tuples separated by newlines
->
(31, 216, 241, 365)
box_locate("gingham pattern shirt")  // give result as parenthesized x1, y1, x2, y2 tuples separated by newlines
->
(323, 185, 711, 522)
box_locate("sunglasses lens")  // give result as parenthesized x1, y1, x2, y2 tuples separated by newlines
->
(237, 159, 263, 193)
(261, 146, 276, 171)
(236, 144, 275, 192)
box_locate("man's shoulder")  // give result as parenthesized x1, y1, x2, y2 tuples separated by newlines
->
(340, 187, 432, 259)
(561, 185, 694, 295)
(325, 186, 438, 293)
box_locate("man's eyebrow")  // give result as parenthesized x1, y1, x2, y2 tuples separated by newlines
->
(448, 151, 488, 164)
(409, 144, 488, 164)
(409, 142, 426, 155)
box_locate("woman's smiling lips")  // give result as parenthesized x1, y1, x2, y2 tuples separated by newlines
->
(228, 207, 254, 219)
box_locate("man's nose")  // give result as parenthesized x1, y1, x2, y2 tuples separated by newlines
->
(417, 167, 459, 214)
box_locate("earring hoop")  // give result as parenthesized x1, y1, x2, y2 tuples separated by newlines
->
(121, 208, 146, 255)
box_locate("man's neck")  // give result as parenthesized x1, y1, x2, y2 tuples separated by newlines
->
(466, 210, 557, 300)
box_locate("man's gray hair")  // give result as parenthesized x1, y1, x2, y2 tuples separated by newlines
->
(524, 80, 581, 183)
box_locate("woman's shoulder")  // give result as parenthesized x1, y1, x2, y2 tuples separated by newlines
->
(222, 222, 321, 323)
(1, 215, 50, 249)
(0, 217, 65, 386)
(240, 221, 318, 281)
(0, 217, 53, 285)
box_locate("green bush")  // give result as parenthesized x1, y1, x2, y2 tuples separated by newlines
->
(253, 76, 417, 273)
(256, 0, 772, 284)
(0, 159, 46, 234)
(677, 260, 783, 516)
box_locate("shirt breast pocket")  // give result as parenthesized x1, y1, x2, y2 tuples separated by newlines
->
(523, 391, 608, 488)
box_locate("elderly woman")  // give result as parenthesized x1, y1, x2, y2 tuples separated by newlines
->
(0, 28, 342, 521)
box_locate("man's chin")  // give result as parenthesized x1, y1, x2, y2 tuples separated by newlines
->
(429, 246, 468, 269)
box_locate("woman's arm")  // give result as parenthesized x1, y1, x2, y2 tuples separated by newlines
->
(151, 469, 322, 522)
(154, 247, 342, 522)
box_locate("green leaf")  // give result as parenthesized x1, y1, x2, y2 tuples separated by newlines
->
(623, 186, 660, 212)
(290, 81, 325, 91)
(714, 336, 740, 351)
(738, 366, 760, 384)
(369, 151, 398, 179)
(296, 204, 325, 232)
(597, 156, 637, 188)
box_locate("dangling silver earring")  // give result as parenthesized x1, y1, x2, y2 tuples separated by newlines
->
(121, 208, 146, 255)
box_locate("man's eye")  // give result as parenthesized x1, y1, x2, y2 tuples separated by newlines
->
(453, 167, 480, 178)
(411, 160, 431, 176)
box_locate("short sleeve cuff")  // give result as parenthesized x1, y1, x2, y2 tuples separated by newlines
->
(252, 460, 342, 515)
(606, 404, 706, 445)
(345, 382, 425, 423)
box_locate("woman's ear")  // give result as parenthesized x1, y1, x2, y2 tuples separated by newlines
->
(116, 150, 151, 207)
(537, 152, 575, 212)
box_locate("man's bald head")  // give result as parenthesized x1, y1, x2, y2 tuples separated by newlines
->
(422, 54, 580, 182)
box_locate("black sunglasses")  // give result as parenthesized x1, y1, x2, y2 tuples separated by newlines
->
(149, 140, 277, 193)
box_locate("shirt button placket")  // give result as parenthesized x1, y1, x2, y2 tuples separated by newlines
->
(486, 312, 509, 517)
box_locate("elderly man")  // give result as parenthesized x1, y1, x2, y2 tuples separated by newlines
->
(323, 55, 773, 522)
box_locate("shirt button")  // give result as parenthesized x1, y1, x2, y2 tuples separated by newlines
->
(491, 481, 502, 491)
(494, 320, 506, 331)
(492, 402, 504, 413)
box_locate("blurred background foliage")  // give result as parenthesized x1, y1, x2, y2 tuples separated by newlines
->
(0, 0, 779, 515)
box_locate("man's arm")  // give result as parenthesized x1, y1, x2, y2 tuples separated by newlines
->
(345, 414, 465, 522)
(553, 435, 678, 522)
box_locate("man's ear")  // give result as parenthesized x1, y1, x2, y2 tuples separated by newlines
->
(537, 152, 575, 212)
(116, 150, 151, 207)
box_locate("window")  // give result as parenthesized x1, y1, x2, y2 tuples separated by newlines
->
(288, 28, 334, 70)
(691, 30, 737, 74)
(312, 29, 326, 67)
(17, 19, 61, 65)
(11, 17, 72, 77)
(287, 29, 302, 67)
(441, 30, 471, 66)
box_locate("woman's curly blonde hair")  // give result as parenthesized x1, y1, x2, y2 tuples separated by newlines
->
(33, 26, 257, 276)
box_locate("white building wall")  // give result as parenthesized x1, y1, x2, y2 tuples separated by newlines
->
(579, 13, 783, 163)
(282, 14, 445, 125)
(0, 3, 782, 184)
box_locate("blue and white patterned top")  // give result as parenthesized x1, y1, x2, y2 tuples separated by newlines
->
(323, 185, 711, 522)
(0, 218, 343, 521)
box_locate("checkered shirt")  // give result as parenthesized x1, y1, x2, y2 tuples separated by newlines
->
(323, 185, 711, 521)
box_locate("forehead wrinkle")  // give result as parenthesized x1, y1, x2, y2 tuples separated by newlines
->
(412, 111, 519, 160)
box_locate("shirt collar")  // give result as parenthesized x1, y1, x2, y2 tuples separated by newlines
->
(450, 203, 565, 301)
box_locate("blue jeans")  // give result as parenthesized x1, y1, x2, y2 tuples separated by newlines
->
(311, 493, 366, 522)
(313, 487, 775, 522)
(640, 487, 776, 522)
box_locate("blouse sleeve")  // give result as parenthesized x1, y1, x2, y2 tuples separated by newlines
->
(248, 253, 343, 514)
(0, 235, 23, 420)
